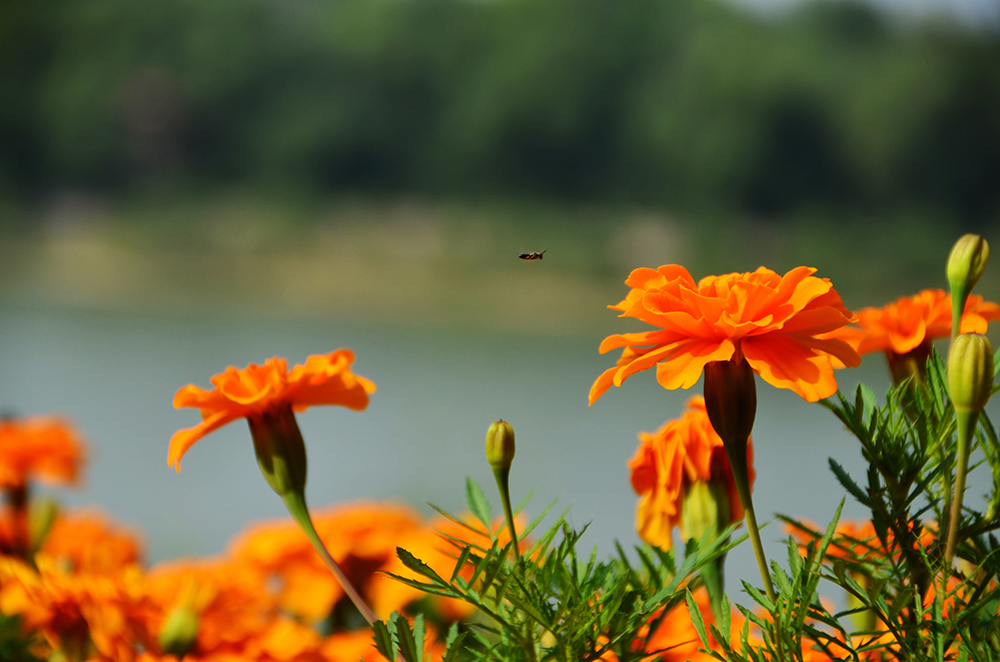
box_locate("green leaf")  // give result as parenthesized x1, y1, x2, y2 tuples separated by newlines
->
(443, 625, 467, 662)
(412, 614, 425, 662)
(372, 619, 395, 660)
(393, 613, 420, 662)
(686, 589, 710, 648)
(397, 547, 448, 586)
(856, 383, 877, 426)
(450, 546, 472, 584)
(741, 580, 774, 612)
(829, 458, 870, 506)
(466, 478, 493, 534)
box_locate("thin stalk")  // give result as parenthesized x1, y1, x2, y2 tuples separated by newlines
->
(945, 409, 976, 564)
(723, 443, 783, 662)
(283, 491, 378, 626)
(493, 465, 522, 562)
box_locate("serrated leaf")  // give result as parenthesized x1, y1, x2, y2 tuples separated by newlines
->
(397, 547, 448, 586)
(372, 619, 395, 660)
(466, 478, 493, 534)
(741, 580, 774, 612)
(443, 630, 467, 662)
(829, 458, 870, 506)
(450, 546, 472, 584)
(685, 589, 710, 648)
(393, 613, 420, 662)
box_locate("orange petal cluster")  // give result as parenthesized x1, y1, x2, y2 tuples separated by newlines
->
(590, 265, 860, 405)
(0, 417, 87, 490)
(168, 350, 376, 471)
(628, 396, 754, 550)
(827, 289, 1000, 358)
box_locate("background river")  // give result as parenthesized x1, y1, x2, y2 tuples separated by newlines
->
(6, 301, 982, 599)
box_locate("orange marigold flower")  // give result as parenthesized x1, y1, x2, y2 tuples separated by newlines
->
(39, 509, 144, 574)
(831, 289, 1000, 359)
(0, 555, 151, 661)
(628, 396, 754, 550)
(168, 350, 375, 471)
(0, 417, 86, 490)
(230, 501, 423, 622)
(590, 265, 860, 405)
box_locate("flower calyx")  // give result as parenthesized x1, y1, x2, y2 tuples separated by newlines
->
(247, 404, 308, 498)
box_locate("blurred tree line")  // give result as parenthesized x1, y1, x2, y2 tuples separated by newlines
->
(1, 0, 998, 224)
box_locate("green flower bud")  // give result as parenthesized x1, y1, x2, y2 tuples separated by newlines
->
(948, 333, 994, 413)
(159, 604, 200, 658)
(947, 234, 990, 295)
(247, 404, 308, 497)
(681, 478, 731, 545)
(485, 420, 516, 470)
(28, 497, 59, 553)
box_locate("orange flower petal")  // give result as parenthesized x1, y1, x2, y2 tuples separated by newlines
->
(167, 409, 242, 471)
(654, 339, 734, 391)
(743, 334, 838, 402)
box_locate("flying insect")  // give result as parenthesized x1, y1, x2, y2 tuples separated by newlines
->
(518, 250, 547, 261)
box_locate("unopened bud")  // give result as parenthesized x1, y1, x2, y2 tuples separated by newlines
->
(485, 420, 516, 470)
(159, 604, 199, 657)
(948, 333, 994, 413)
(703, 356, 757, 452)
(28, 498, 59, 553)
(247, 404, 308, 497)
(947, 234, 989, 296)
(681, 478, 731, 545)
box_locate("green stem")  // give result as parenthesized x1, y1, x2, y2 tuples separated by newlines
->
(945, 409, 976, 564)
(282, 491, 378, 626)
(723, 442, 783, 662)
(492, 466, 521, 562)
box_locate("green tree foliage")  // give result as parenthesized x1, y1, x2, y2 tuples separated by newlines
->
(1, 0, 997, 221)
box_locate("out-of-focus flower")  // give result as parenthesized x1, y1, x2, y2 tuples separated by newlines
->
(0, 555, 151, 661)
(0, 417, 87, 491)
(590, 265, 859, 405)
(168, 350, 375, 471)
(827, 290, 1000, 382)
(39, 509, 144, 574)
(643, 588, 718, 662)
(628, 397, 754, 551)
(230, 502, 423, 622)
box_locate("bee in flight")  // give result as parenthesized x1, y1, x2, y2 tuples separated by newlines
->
(518, 250, 547, 261)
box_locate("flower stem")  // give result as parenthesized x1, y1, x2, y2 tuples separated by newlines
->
(945, 409, 976, 564)
(282, 491, 378, 626)
(492, 465, 521, 562)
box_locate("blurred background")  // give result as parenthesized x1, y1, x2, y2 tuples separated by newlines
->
(1, 0, 999, 595)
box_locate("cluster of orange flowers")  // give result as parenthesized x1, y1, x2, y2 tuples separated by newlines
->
(3, 255, 999, 662)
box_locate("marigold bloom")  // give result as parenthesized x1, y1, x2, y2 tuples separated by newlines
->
(230, 502, 424, 622)
(39, 509, 144, 574)
(831, 290, 1000, 359)
(0, 555, 151, 661)
(168, 350, 375, 471)
(628, 397, 754, 550)
(0, 417, 87, 490)
(590, 265, 860, 405)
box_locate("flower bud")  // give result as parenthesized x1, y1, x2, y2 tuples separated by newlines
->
(485, 420, 516, 470)
(28, 497, 59, 553)
(247, 404, 308, 497)
(703, 356, 757, 454)
(681, 477, 731, 545)
(947, 234, 989, 295)
(159, 605, 199, 657)
(948, 333, 994, 413)
(159, 574, 209, 657)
